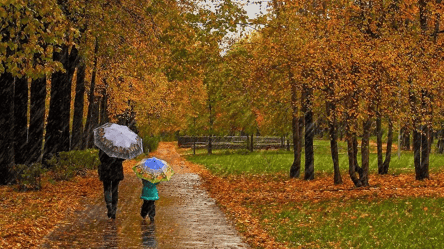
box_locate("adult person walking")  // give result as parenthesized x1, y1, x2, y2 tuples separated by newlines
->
(94, 122, 144, 219)
(98, 149, 125, 219)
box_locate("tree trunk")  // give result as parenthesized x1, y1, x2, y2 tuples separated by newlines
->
(382, 118, 393, 174)
(347, 132, 362, 187)
(208, 134, 213, 155)
(91, 96, 100, 136)
(326, 99, 342, 184)
(207, 100, 213, 155)
(84, 39, 99, 149)
(246, 134, 250, 150)
(193, 117, 196, 155)
(28, 76, 46, 164)
(44, 45, 78, 159)
(376, 115, 384, 174)
(289, 80, 301, 178)
(66, 47, 79, 150)
(289, 111, 301, 178)
(437, 128, 444, 154)
(339, 122, 344, 141)
(72, 60, 86, 150)
(99, 84, 108, 125)
(345, 107, 363, 186)
(413, 128, 421, 179)
(361, 118, 371, 187)
(45, 45, 69, 161)
(420, 124, 430, 179)
(414, 0, 431, 180)
(401, 126, 410, 150)
(249, 133, 254, 152)
(353, 135, 362, 177)
(13, 76, 29, 165)
(304, 87, 314, 180)
(0, 71, 14, 184)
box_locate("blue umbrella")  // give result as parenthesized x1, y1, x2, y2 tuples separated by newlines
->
(133, 157, 174, 183)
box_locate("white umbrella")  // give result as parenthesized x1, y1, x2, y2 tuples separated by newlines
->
(94, 123, 143, 159)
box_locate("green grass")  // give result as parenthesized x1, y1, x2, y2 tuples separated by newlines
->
(182, 139, 444, 248)
(183, 139, 444, 176)
(258, 197, 444, 248)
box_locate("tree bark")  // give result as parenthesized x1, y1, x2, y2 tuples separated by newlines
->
(246, 134, 250, 150)
(72, 59, 86, 150)
(413, 0, 431, 181)
(382, 118, 393, 174)
(45, 45, 69, 161)
(84, 39, 99, 149)
(44, 45, 78, 160)
(207, 100, 213, 155)
(303, 87, 314, 180)
(413, 128, 421, 179)
(420, 124, 430, 179)
(401, 126, 410, 150)
(326, 99, 342, 184)
(361, 118, 371, 187)
(353, 135, 362, 177)
(28, 76, 46, 164)
(0, 71, 14, 184)
(208, 134, 213, 155)
(347, 132, 362, 187)
(99, 83, 108, 125)
(289, 110, 301, 178)
(13, 77, 29, 165)
(289, 79, 301, 178)
(437, 128, 444, 154)
(376, 115, 384, 173)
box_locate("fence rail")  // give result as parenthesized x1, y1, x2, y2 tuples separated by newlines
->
(178, 136, 291, 149)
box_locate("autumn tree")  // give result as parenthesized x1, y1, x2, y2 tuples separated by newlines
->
(0, 1, 65, 182)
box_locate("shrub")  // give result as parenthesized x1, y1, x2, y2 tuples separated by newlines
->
(12, 163, 46, 191)
(46, 149, 100, 181)
(143, 135, 160, 154)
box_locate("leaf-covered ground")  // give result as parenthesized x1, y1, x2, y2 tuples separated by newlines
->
(0, 170, 103, 248)
(3, 146, 444, 248)
(194, 167, 444, 248)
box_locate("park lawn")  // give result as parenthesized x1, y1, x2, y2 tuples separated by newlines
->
(184, 139, 444, 176)
(183, 140, 444, 248)
(257, 197, 444, 248)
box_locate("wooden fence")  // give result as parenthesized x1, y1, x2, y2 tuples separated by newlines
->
(178, 136, 291, 150)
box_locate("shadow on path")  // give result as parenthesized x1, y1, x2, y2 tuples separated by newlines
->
(40, 142, 249, 248)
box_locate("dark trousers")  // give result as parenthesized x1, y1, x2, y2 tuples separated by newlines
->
(103, 180, 120, 218)
(141, 200, 156, 220)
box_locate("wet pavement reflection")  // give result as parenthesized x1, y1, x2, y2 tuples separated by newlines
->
(141, 220, 156, 248)
(40, 143, 249, 248)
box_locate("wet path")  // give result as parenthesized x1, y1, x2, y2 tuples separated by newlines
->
(40, 142, 249, 248)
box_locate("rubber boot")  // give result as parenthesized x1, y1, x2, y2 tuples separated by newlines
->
(106, 203, 113, 219)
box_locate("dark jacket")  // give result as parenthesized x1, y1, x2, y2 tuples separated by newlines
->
(98, 150, 125, 182)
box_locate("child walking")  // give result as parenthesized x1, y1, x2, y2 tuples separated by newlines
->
(140, 179, 159, 222)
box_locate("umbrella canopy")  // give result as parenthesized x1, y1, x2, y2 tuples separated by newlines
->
(133, 157, 174, 183)
(94, 123, 143, 159)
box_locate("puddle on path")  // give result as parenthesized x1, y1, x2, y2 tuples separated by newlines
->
(40, 143, 249, 248)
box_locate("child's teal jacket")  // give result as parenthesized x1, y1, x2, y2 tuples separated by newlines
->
(141, 179, 159, 201)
